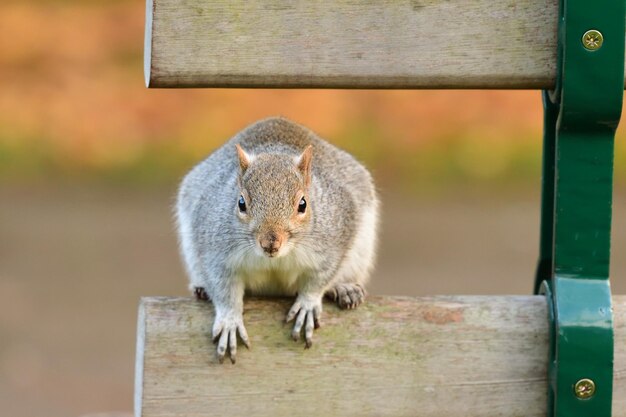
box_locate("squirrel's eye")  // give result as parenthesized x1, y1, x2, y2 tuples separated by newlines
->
(298, 197, 307, 214)
(238, 195, 247, 213)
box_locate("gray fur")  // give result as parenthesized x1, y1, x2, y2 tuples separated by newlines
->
(176, 117, 379, 362)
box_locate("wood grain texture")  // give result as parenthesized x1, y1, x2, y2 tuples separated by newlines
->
(145, 0, 564, 89)
(135, 296, 626, 417)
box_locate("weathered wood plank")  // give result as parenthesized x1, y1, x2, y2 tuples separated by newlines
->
(145, 0, 563, 89)
(135, 296, 626, 417)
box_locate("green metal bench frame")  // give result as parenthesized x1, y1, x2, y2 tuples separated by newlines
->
(534, 0, 624, 415)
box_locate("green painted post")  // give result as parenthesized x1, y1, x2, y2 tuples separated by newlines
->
(534, 91, 557, 295)
(536, 0, 624, 415)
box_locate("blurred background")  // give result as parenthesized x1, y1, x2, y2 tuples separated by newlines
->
(1, 1, 626, 416)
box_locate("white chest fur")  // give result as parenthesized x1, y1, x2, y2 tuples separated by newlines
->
(227, 244, 317, 296)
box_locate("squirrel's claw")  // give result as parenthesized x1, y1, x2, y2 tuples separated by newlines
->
(238, 323, 250, 349)
(212, 313, 249, 364)
(304, 310, 315, 348)
(215, 328, 236, 364)
(287, 296, 322, 348)
(291, 308, 307, 341)
(285, 300, 301, 323)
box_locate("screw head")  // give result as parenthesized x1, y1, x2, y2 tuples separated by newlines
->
(582, 30, 603, 51)
(574, 378, 596, 399)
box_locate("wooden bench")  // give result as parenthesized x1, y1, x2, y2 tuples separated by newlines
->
(138, 1, 626, 416)
(135, 296, 626, 417)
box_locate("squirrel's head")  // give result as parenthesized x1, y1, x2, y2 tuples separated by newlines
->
(235, 144, 313, 258)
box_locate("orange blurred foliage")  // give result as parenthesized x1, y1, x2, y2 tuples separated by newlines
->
(0, 1, 624, 187)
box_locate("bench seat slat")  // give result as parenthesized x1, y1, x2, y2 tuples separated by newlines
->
(135, 296, 626, 417)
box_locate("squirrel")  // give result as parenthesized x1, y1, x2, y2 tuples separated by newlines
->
(175, 117, 379, 363)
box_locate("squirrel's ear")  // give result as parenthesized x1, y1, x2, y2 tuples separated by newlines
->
(235, 144, 251, 172)
(296, 145, 313, 186)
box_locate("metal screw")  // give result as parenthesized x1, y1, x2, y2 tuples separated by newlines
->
(574, 378, 596, 399)
(582, 30, 603, 51)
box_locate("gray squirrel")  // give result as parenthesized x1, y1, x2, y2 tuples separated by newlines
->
(175, 117, 379, 363)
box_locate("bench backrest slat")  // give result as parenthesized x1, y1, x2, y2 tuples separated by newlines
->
(146, 0, 568, 89)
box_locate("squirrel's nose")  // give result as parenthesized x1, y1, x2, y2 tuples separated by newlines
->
(259, 231, 283, 256)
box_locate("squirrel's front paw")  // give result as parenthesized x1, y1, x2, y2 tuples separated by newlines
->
(286, 295, 322, 348)
(325, 283, 366, 310)
(212, 312, 250, 364)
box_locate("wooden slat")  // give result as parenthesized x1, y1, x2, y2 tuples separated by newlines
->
(135, 296, 626, 417)
(145, 0, 561, 89)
